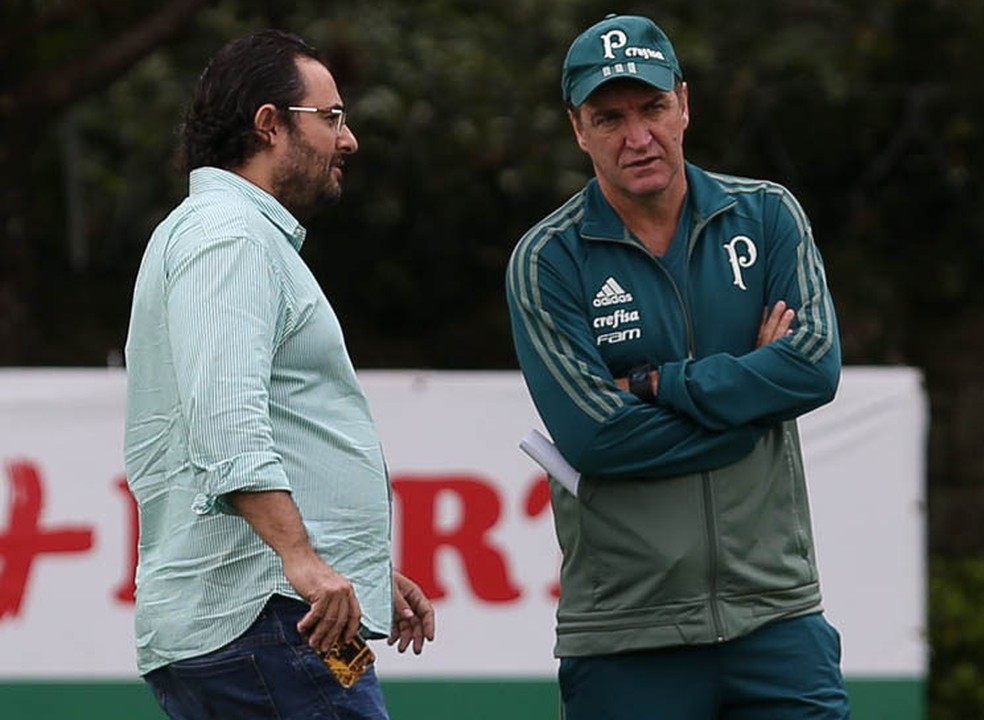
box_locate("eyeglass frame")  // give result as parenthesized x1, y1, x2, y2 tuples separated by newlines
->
(285, 105, 346, 133)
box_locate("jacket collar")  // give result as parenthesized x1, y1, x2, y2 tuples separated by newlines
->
(579, 161, 736, 241)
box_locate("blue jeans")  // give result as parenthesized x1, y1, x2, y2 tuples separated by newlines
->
(144, 594, 390, 720)
(559, 613, 851, 720)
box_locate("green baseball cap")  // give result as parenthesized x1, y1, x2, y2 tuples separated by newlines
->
(562, 14, 683, 106)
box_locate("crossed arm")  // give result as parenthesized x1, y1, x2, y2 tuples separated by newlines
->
(615, 301, 796, 397)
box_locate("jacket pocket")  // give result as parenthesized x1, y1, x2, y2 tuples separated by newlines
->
(713, 425, 817, 598)
(575, 473, 708, 610)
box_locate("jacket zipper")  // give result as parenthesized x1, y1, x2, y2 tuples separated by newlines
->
(686, 207, 733, 643)
(587, 202, 736, 642)
(642, 227, 728, 642)
(702, 473, 725, 641)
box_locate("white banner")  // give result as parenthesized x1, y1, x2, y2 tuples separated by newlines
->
(0, 368, 926, 679)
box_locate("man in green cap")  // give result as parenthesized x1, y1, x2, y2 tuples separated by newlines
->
(506, 14, 849, 719)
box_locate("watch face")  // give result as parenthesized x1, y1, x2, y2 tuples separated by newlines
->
(629, 365, 653, 401)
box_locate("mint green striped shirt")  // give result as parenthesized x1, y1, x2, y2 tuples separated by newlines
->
(124, 167, 392, 675)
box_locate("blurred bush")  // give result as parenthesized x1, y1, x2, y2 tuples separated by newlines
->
(929, 555, 984, 719)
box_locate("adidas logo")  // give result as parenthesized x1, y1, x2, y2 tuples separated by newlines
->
(593, 277, 634, 307)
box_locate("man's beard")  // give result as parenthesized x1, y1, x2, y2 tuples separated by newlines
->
(272, 131, 342, 220)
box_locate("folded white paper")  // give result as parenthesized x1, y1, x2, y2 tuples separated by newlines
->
(519, 429, 580, 496)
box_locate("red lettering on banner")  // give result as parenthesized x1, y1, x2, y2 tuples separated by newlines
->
(522, 474, 561, 599)
(113, 476, 138, 604)
(0, 461, 95, 620)
(393, 475, 521, 603)
(523, 474, 551, 517)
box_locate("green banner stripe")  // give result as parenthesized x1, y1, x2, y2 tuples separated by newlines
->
(0, 677, 924, 720)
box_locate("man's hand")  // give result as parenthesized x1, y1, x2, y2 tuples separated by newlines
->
(388, 571, 435, 654)
(288, 554, 363, 655)
(227, 490, 363, 655)
(757, 301, 795, 347)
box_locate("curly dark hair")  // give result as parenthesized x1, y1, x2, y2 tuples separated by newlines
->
(179, 29, 325, 172)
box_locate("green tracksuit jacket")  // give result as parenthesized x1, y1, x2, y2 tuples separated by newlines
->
(505, 161, 841, 657)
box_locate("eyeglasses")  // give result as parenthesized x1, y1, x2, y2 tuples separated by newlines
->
(286, 105, 346, 133)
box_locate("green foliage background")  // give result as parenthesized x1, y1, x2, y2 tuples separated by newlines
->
(2, 0, 982, 716)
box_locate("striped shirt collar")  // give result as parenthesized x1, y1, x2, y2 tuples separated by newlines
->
(189, 167, 307, 251)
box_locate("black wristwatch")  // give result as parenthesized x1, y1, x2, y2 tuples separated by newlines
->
(627, 363, 656, 403)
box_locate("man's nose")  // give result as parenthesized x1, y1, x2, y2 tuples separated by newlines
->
(338, 125, 359, 153)
(622, 115, 652, 148)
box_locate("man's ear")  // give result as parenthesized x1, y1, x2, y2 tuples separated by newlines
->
(253, 103, 282, 145)
(568, 107, 588, 152)
(679, 82, 690, 130)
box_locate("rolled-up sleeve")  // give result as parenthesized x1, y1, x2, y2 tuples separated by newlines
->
(165, 235, 292, 513)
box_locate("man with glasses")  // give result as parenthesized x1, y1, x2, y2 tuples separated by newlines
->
(506, 14, 849, 720)
(124, 29, 434, 719)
